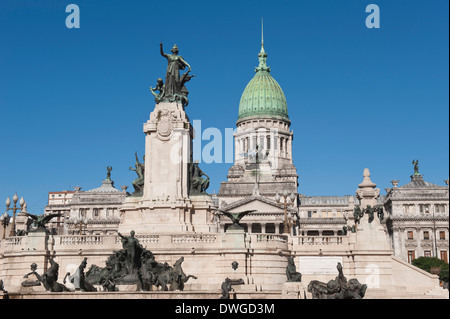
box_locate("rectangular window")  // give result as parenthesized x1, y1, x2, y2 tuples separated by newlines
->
(423, 231, 430, 240)
(307, 211, 312, 218)
(407, 231, 414, 240)
(440, 231, 446, 240)
(424, 251, 432, 258)
(435, 204, 446, 213)
(403, 205, 415, 214)
(408, 251, 415, 263)
(419, 204, 430, 214)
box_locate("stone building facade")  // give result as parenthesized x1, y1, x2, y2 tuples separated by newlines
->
(384, 173, 449, 263)
(45, 174, 126, 235)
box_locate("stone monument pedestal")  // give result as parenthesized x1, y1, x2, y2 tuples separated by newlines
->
(118, 101, 217, 235)
(282, 282, 305, 299)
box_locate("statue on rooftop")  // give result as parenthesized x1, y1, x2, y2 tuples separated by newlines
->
(106, 166, 112, 180)
(412, 160, 420, 175)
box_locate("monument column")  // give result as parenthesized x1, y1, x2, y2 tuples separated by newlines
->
(119, 42, 216, 235)
(353, 168, 393, 290)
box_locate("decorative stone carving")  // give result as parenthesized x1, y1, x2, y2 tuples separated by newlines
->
(156, 110, 174, 141)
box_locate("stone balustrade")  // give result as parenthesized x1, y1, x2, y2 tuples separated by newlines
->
(171, 234, 217, 244)
(255, 234, 288, 243)
(3, 236, 23, 246)
(294, 235, 345, 245)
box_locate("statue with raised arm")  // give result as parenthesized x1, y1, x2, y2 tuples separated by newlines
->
(118, 230, 143, 273)
(129, 152, 145, 197)
(159, 42, 193, 106)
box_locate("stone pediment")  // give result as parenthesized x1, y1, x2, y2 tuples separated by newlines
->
(221, 195, 295, 215)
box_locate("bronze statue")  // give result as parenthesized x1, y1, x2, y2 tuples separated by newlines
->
(342, 225, 356, 235)
(412, 159, 420, 175)
(286, 257, 302, 282)
(21, 263, 43, 287)
(0, 279, 6, 294)
(353, 206, 364, 224)
(189, 161, 210, 194)
(170, 257, 197, 291)
(150, 78, 165, 103)
(118, 230, 143, 273)
(85, 232, 197, 292)
(219, 278, 244, 299)
(159, 42, 192, 106)
(307, 262, 367, 299)
(25, 213, 62, 234)
(365, 205, 374, 223)
(374, 205, 384, 222)
(216, 209, 256, 231)
(129, 152, 145, 197)
(64, 258, 97, 292)
(106, 166, 112, 180)
(42, 258, 70, 292)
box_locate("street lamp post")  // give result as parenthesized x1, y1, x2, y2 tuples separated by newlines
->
(275, 191, 297, 234)
(0, 212, 11, 239)
(74, 217, 88, 235)
(431, 207, 438, 258)
(5, 193, 25, 237)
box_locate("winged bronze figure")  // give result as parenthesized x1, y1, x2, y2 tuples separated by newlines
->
(25, 213, 62, 233)
(216, 209, 256, 231)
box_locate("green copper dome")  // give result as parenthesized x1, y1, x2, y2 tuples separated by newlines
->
(237, 44, 289, 124)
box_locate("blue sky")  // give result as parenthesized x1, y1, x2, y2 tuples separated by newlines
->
(0, 0, 448, 214)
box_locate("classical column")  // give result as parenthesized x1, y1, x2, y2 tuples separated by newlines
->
(261, 223, 266, 234)
(287, 136, 292, 161)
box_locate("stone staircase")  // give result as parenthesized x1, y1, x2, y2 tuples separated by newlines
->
(365, 287, 448, 299)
